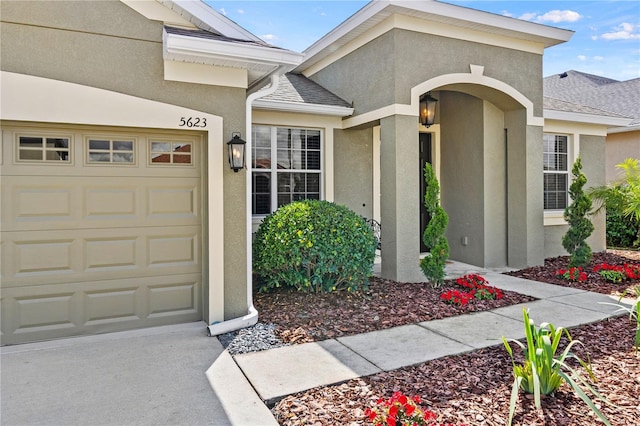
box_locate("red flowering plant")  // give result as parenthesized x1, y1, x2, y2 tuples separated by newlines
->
(555, 266, 587, 283)
(592, 263, 640, 283)
(364, 391, 464, 426)
(440, 274, 503, 306)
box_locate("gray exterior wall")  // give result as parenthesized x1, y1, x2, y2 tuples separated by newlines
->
(1, 0, 249, 319)
(544, 135, 607, 257)
(440, 91, 485, 266)
(334, 128, 374, 218)
(310, 28, 543, 117)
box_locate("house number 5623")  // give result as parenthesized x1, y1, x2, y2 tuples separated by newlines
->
(179, 117, 207, 128)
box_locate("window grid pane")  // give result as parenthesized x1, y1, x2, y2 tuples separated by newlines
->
(88, 139, 134, 164)
(543, 134, 569, 210)
(150, 142, 192, 165)
(18, 136, 70, 162)
(252, 126, 322, 214)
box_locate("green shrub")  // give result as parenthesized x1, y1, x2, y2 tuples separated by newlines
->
(419, 163, 449, 286)
(562, 157, 594, 267)
(253, 200, 376, 293)
(604, 187, 639, 248)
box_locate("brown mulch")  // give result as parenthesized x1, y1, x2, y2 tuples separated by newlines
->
(255, 277, 534, 344)
(506, 250, 640, 297)
(266, 250, 640, 425)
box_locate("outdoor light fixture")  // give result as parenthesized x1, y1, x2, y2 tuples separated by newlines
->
(419, 93, 438, 128)
(227, 133, 246, 172)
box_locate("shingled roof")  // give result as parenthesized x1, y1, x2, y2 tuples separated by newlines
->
(259, 73, 352, 108)
(544, 70, 638, 125)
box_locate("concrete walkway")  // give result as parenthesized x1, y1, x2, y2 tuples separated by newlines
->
(234, 262, 634, 404)
(1, 261, 633, 425)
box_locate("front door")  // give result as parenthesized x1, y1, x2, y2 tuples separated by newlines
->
(419, 132, 432, 253)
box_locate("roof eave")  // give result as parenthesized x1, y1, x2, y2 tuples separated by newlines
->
(163, 30, 304, 67)
(544, 109, 633, 127)
(607, 124, 640, 134)
(162, 0, 263, 42)
(253, 99, 354, 117)
(298, 0, 573, 72)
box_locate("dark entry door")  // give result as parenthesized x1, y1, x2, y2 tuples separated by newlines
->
(419, 133, 432, 253)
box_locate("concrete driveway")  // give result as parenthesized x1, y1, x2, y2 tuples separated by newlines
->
(1, 322, 276, 426)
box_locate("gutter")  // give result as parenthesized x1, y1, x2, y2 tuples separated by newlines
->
(206, 71, 285, 337)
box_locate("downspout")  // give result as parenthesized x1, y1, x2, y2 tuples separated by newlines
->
(207, 72, 284, 337)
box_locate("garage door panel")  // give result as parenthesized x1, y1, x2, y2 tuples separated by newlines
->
(1, 274, 201, 345)
(2, 176, 200, 232)
(1, 125, 204, 345)
(3, 227, 201, 287)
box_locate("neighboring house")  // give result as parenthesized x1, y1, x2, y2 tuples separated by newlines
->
(544, 70, 640, 183)
(0, 0, 632, 345)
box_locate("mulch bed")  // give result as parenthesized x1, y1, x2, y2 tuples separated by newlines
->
(264, 250, 640, 425)
(255, 277, 534, 344)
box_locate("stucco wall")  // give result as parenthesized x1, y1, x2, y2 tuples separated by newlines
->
(606, 131, 640, 183)
(544, 134, 607, 258)
(334, 128, 374, 218)
(1, 0, 249, 319)
(310, 27, 543, 117)
(440, 91, 485, 266)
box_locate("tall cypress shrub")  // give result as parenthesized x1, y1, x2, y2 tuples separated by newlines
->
(419, 163, 449, 286)
(562, 157, 594, 267)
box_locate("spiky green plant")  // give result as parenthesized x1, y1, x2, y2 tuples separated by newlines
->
(502, 308, 611, 426)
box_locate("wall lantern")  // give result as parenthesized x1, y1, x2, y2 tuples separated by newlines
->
(419, 93, 438, 128)
(227, 133, 246, 172)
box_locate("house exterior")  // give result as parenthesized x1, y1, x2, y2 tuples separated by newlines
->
(0, 0, 631, 346)
(544, 70, 640, 183)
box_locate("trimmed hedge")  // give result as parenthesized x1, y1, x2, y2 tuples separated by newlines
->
(253, 200, 376, 293)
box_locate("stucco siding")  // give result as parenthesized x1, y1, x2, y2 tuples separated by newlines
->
(310, 27, 543, 117)
(543, 134, 607, 258)
(606, 131, 640, 183)
(334, 128, 374, 218)
(440, 91, 485, 266)
(1, 0, 249, 319)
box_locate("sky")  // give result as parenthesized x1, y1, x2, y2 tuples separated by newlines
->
(207, 0, 640, 81)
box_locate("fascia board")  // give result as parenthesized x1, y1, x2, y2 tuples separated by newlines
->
(300, 0, 572, 72)
(544, 109, 633, 127)
(164, 31, 303, 67)
(167, 0, 263, 42)
(253, 99, 354, 117)
(607, 124, 640, 134)
(397, 0, 573, 46)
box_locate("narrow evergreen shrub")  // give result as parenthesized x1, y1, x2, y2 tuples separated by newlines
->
(253, 200, 376, 293)
(562, 157, 594, 267)
(419, 163, 449, 286)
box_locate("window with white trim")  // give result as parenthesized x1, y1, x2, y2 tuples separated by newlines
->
(87, 138, 134, 163)
(252, 125, 322, 215)
(149, 141, 192, 165)
(543, 134, 569, 210)
(17, 135, 70, 162)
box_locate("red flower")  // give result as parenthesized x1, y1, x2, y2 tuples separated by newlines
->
(386, 416, 396, 426)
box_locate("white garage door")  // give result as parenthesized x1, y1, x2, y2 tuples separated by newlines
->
(1, 123, 204, 345)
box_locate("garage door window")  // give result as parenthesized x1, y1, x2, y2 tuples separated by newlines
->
(17, 136, 70, 162)
(88, 139, 134, 163)
(150, 141, 192, 165)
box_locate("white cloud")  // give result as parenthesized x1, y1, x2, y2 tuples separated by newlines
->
(219, 7, 226, 16)
(577, 55, 587, 61)
(261, 34, 279, 41)
(537, 10, 582, 23)
(593, 56, 604, 61)
(599, 23, 640, 40)
(237, 9, 245, 14)
(501, 10, 514, 18)
(518, 12, 538, 21)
